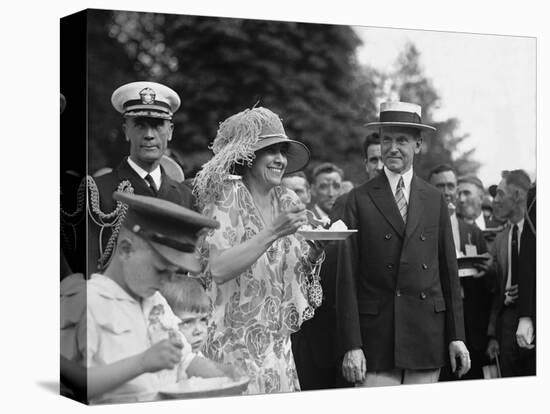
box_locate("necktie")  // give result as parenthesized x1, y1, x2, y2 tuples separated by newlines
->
(144, 174, 157, 196)
(395, 176, 408, 223)
(511, 224, 518, 285)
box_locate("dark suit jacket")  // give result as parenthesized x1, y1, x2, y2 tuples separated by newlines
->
(87, 158, 196, 275)
(336, 172, 465, 371)
(456, 219, 491, 353)
(487, 225, 512, 338)
(518, 186, 536, 320)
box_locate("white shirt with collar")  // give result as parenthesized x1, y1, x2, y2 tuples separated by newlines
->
(384, 165, 413, 203)
(450, 212, 461, 255)
(506, 218, 524, 289)
(127, 157, 162, 190)
(474, 213, 486, 230)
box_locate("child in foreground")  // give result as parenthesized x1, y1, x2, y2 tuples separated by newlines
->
(60, 192, 228, 404)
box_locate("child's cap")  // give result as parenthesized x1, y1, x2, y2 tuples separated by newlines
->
(113, 192, 219, 273)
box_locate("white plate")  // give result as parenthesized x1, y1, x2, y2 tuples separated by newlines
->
(298, 230, 358, 240)
(158, 376, 249, 399)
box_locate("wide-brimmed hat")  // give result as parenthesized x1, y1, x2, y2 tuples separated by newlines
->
(113, 192, 219, 273)
(365, 101, 436, 133)
(251, 118, 310, 174)
(193, 107, 310, 208)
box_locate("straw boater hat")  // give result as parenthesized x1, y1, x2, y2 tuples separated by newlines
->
(365, 101, 436, 133)
(193, 107, 310, 209)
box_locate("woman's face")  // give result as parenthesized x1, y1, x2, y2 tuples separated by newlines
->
(246, 143, 288, 189)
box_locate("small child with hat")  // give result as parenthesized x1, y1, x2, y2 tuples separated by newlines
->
(61, 192, 234, 404)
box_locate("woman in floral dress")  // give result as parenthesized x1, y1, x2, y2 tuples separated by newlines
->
(193, 107, 325, 394)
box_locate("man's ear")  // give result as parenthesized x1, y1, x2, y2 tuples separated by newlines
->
(122, 121, 129, 142)
(118, 238, 133, 259)
(414, 137, 423, 154)
(167, 122, 174, 142)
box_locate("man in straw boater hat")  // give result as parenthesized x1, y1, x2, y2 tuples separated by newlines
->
(336, 101, 470, 386)
(87, 81, 196, 276)
(61, 192, 243, 404)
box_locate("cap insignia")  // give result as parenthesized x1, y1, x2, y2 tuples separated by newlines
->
(139, 88, 156, 105)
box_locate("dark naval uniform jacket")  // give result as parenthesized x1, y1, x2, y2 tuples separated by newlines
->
(87, 158, 195, 276)
(336, 172, 465, 372)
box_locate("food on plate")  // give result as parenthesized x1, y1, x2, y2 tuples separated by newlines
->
(328, 220, 347, 231)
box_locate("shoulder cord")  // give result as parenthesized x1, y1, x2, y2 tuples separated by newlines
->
(87, 176, 134, 270)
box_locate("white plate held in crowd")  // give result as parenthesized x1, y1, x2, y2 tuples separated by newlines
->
(158, 376, 250, 399)
(298, 229, 358, 240)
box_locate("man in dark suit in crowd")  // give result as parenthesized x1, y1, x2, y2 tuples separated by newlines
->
(516, 184, 536, 371)
(337, 101, 469, 387)
(429, 164, 492, 380)
(87, 81, 195, 276)
(291, 163, 351, 390)
(486, 170, 534, 377)
(281, 171, 312, 206)
(363, 132, 383, 182)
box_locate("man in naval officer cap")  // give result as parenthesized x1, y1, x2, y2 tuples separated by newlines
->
(87, 81, 196, 276)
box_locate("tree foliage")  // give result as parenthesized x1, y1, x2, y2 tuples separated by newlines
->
(85, 11, 478, 183)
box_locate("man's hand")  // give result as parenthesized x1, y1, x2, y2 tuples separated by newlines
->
(472, 253, 492, 278)
(342, 348, 366, 384)
(504, 284, 519, 306)
(486, 337, 500, 360)
(516, 317, 535, 349)
(449, 341, 471, 378)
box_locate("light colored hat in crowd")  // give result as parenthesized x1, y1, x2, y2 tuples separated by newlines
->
(160, 154, 185, 183)
(365, 101, 436, 133)
(111, 81, 181, 120)
(113, 191, 219, 273)
(193, 107, 310, 208)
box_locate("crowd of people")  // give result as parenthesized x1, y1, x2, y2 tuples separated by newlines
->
(60, 81, 536, 404)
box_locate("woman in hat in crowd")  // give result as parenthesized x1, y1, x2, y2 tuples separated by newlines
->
(193, 107, 325, 394)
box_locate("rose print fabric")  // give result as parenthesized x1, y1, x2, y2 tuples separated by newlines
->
(198, 178, 315, 394)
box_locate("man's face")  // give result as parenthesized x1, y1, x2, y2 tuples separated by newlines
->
(311, 171, 342, 214)
(429, 170, 457, 207)
(124, 117, 173, 169)
(380, 127, 422, 174)
(365, 144, 383, 179)
(281, 175, 311, 205)
(492, 179, 518, 221)
(121, 237, 179, 300)
(457, 182, 483, 220)
(176, 310, 208, 353)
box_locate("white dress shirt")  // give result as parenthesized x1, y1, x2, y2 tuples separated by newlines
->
(384, 166, 413, 203)
(506, 219, 524, 289)
(127, 157, 162, 190)
(450, 212, 461, 255)
(474, 213, 486, 230)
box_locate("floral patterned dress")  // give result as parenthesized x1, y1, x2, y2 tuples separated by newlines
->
(198, 178, 317, 394)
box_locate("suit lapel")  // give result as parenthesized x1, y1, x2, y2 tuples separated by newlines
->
(499, 226, 510, 291)
(368, 173, 406, 237)
(117, 158, 157, 196)
(403, 175, 426, 242)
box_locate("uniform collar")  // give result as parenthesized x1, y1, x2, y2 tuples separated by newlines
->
(127, 157, 161, 189)
(89, 273, 138, 303)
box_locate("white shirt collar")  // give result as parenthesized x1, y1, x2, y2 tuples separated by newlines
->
(474, 213, 486, 230)
(127, 157, 162, 189)
(313, 204, 330, 219)
(384, 166, 413, 203)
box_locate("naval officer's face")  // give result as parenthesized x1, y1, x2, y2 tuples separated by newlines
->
(380, 127, 422, 174)
(124, 116, 173, 169)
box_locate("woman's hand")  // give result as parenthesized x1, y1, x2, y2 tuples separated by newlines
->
(269, 205, 308, 239)
(306, 240, 328, 263)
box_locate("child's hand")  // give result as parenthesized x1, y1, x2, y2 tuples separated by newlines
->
(140, 339, 182, 373)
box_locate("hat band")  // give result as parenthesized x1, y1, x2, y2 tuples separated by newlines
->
(134, 227, 196, 253)
(380, 110, 422, 124)
(123, 100, 171, 111)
